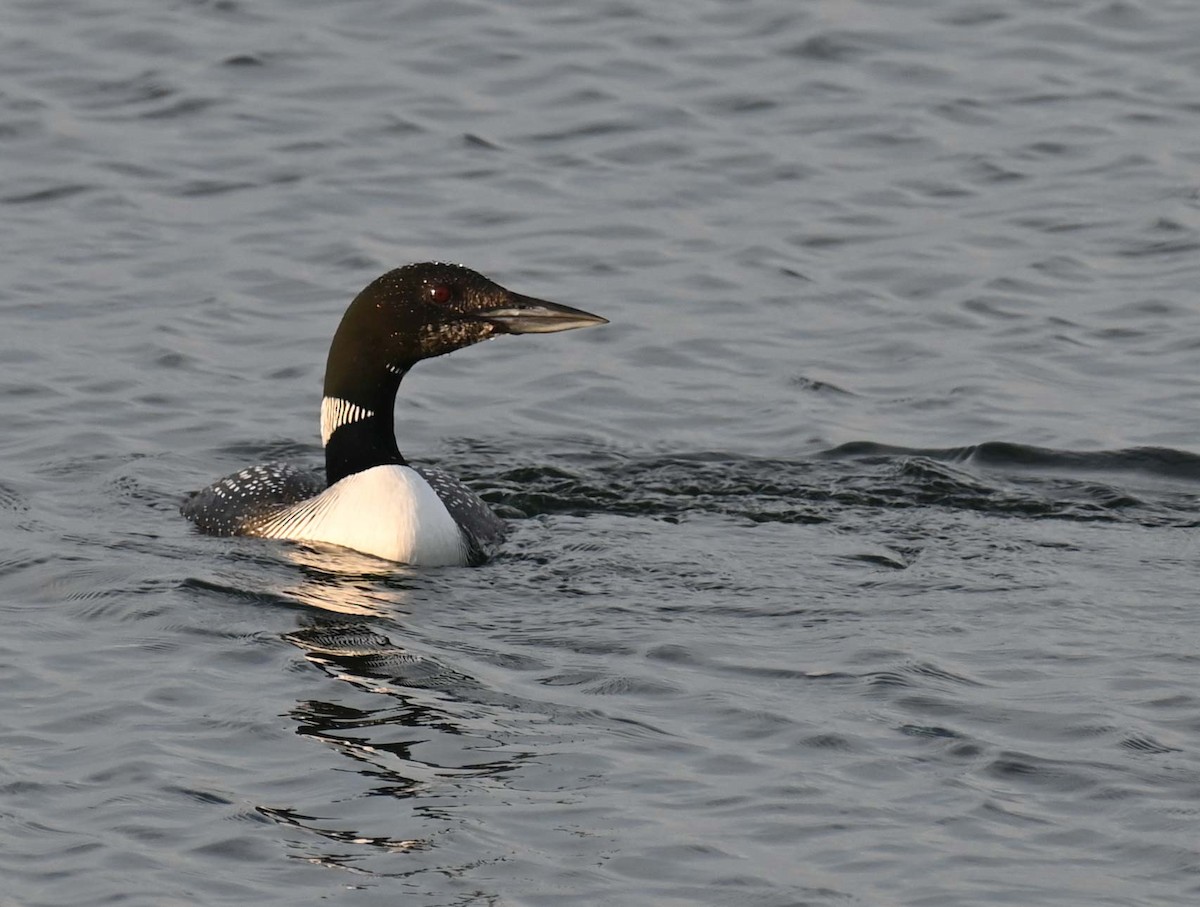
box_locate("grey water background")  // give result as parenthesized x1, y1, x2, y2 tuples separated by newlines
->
(3, 0, 1200, 904)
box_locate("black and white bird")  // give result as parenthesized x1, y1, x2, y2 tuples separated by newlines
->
(182, 262, 607, 566)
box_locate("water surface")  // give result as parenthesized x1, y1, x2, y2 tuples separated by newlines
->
(2, 1, 1200, 904)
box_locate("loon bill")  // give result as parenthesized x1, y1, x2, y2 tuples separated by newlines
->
(181, 262, 607, 566)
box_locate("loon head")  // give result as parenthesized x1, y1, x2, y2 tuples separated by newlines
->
(325, 262, 606, 394)
(321, 262, 606, 483)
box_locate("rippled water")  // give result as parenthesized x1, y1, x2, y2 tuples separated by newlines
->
(3, 0, 1200, 904)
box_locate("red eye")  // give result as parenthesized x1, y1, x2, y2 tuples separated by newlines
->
(427, 283, 452, 304)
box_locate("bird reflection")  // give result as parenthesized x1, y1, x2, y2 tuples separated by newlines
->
(273, 542, 424, 616)
(247, 544, 531, 880)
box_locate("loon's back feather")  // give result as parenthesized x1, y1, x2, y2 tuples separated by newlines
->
(182, 463, 324, 537)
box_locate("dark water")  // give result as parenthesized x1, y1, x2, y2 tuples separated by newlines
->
(3, 0, 1200, 904)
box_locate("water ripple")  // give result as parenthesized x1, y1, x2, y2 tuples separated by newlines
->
(3, 0, 1200, 903)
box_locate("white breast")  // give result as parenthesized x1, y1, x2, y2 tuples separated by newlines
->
(251, 465, 468, 566)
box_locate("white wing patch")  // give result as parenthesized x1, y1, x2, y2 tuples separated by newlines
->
(320, 396, 374, 446)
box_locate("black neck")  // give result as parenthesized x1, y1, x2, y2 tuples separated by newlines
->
(318, 265, 483, 486)
(323, 369, 409, 485)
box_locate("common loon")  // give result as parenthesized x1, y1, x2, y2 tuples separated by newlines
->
(182, 262, 607, 566)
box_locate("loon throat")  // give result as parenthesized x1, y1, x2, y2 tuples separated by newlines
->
(321, 397, 374, 446)
(181, 261, 607, 567)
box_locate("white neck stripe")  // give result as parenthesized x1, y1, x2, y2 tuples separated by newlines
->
(320, 396, 374, 447)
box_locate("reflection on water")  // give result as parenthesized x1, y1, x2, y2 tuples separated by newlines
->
(276, 546, 424, 617)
